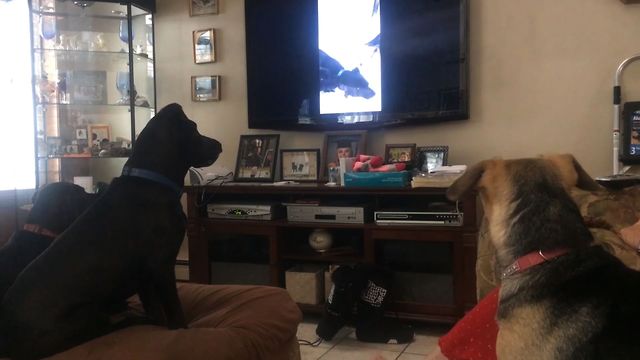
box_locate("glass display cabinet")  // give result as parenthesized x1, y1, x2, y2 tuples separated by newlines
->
(30, 0, 156, 191)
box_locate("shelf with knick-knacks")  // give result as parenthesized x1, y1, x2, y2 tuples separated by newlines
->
(31, 0, 156, 189)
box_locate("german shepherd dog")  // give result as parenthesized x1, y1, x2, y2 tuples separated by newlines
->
(447, 154, 640, 359)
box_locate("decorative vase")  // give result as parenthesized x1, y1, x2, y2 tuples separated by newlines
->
(308, 229, 333, 253)
(40, 13, 56, 41)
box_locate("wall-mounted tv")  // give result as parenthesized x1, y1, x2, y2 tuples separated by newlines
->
(245, 0, 469, 131)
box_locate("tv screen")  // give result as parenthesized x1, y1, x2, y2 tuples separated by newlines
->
(245, 0, 469, 131)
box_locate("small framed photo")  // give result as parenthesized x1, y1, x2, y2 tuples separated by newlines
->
(189, 0, 219, 16)
(65, 144, 79, 154)
(322, 131, 367, 179)
(88, 124, 111, 146)
(384, 143, 416, 165)
(75, 127, 88, 140)
(46, 136, 63, 156)
(191, 75, 220, 102)
(193, 28, 216, 64)
(280, 149, 320, 182)
(234, 134, 280, 182)
(68, 71, 107, 105)
(416, 146, 449, 173)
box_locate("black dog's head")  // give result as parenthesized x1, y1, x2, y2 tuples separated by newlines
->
(338, 68, 375, 99)
(27, 182, 98, 234)
(125, 103, 222, 185)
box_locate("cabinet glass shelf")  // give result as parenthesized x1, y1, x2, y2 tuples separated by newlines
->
(36, 102, 153, 109)
(32, 0, 155, 190)
(34, 48, 153, 62)
(38, 155, 129, 159)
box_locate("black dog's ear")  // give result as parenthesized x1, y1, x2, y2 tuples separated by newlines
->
(156, 103, 184, 119)
(446, 160, 488, 201)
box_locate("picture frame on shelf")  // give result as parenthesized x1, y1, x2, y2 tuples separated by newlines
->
(67, 71, 107, 105)
(75, 127, 88, 140)
(88, 124, 111, 147)
(322, 131, 366, 180)
(189, 0, 219, 16)
(191, 75, 220, 102)
(193, 28, 215, 64)
(234, 134, 280, 182)
(280, 149, 320, 182)
(46, 136, 62, 156)
(384, 143, 416, 165)
(416, 146, 449, 173)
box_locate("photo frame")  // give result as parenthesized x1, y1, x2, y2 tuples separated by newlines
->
(384, 143, 416, 165)
(234, 134, 280, 182)
(193, 28, 216, 64)
(416, 146, 449, 173)
(280, 149, 320, 182)
(322, 131, 367, 179)
(46, 136, 63, 156)
(189, 0, 219, 16)
(67, 71, 107, 105)
(191, 75, 220, 102)
(75, 127, 88, 140)
(88, 124, 111, 147)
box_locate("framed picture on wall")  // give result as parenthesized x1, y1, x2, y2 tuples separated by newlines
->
(191, 75, 220, 102)
(280, 149, 320, 182)
(234, 134, 280, 182)
(193, 28, 216, 64)
(189, 0, 219, 16)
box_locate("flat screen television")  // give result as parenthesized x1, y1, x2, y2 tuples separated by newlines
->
(245, 0, 469, 131)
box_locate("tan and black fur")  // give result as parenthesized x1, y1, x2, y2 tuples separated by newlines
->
(447, 154, 640, 359)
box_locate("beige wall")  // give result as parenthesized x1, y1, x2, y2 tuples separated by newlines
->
(156, 0, 640, 178)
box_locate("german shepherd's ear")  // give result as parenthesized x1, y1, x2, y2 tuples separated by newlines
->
(446, 160, 488, 201)
(543, 154, 602, 191)
(572, 156, 602, 191)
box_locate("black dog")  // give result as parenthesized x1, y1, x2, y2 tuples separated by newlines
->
(1, 103, 222, 359)
(319, 49, 375, 99)
(0, 182, 98, 300)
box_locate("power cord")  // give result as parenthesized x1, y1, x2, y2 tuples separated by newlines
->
(298, 337, 323, 347)
(195, 172, 234, 208)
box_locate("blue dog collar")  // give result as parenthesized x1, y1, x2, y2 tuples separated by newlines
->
(121, 166, 183, 197)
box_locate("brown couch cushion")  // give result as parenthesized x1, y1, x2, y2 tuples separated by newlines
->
(47, 283, 302, 360)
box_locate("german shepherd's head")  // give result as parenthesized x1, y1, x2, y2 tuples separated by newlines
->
(446, 154, 601, 268)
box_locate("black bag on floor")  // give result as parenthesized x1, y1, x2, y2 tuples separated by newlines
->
(315, 264, 414, 344)
(315, 265, 358, 341)
(353, 264, 414, 344)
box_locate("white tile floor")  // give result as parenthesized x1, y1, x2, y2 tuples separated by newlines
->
(296, 316, 450, 360)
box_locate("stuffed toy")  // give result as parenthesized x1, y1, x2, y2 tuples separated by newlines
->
(352, 154, 405, 172)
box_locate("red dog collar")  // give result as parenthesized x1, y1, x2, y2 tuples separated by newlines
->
(23, 224, 58, 238)
(502, 248, 570, 278)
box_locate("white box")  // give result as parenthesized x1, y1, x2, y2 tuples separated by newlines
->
(285, 264, 325, 305)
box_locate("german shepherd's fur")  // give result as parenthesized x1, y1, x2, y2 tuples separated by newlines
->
(447, 154, 640, 359)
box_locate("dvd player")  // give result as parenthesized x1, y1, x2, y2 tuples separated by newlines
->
(374, 211, 463, 226)
(207, 203, 282, 220)
(287, 205, 370, 224)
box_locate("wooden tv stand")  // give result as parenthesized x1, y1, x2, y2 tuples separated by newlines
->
(185, 184, 479, 323)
